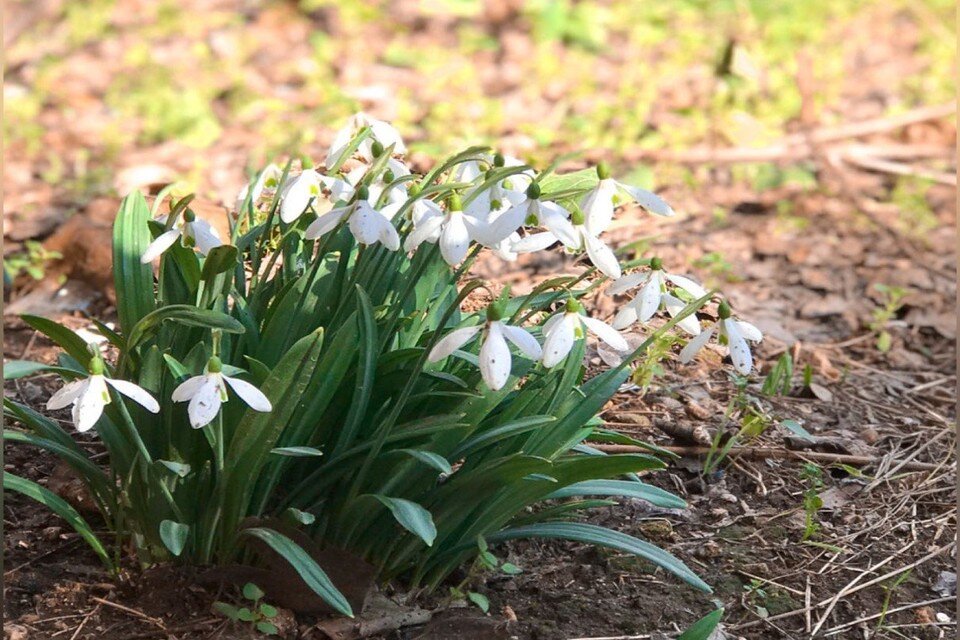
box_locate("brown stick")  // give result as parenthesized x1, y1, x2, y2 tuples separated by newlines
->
(593, 444, 944, 472)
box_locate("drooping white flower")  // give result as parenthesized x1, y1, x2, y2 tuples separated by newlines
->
(541, 300, 629, 368)
(280, 169, 353, 224)
(513, 205, 622, 278)
(428, 307, 542, 391)
(485, 182, 577, 248)
(679, 301, 763, 375)
(235, 163, 283, 213)
(47, 355, 159, 432)
(347, 158, 409, 207)
(403, 193, 483, 266)
(141, 210, 223, 263)
(325, 112, 406, 168)
(580, 163, 674, 235)
(609, 258, 707, 335)
(303, 185, 400, 250)
(172, 357, 272, 429)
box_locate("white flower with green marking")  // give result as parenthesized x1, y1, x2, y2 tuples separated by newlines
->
(428, 303, 542, 391)
(326, 112, 406, 167)
(404, 193, 486, 266)
(304, 185, 400, 250)
(172, 357, 272, 429)
(47, 354, 159, 432)
(141, 210, 223, 263)
(580, 163, 675, 234)
(236, 163, 283, 213)
(610, 258, 707, 335)
(541, 299, 629, 368)
(679, 301, 763, 375)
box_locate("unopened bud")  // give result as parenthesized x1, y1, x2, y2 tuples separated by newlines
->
(356, 185, 370, 201)
(383, 170, 395, 183)
(183, 209, 196, 222)
(486, 302, 504, 322)
(649, 257, 663, 270)
(207, 356, 223, 373)
(493, 153, 505, 167)
(717, 301, 732, 319)
(88, 357, 105, 376)
(371, 141, 384, 157)
(447, 193, 463, 212)
(525, 182, 541, 200)
(565, 298, 582, 313)
(596, 162, 611, 180)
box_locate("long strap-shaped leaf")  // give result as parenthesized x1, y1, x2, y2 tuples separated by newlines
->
(485, 522, 710, 593)
(3, 472, 115, 571)
(241, 527, 353, 617)
(113, 191, 156, 336)
(546, 480, 687, 509)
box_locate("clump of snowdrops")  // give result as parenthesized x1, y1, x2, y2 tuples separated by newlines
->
(5, 113, 763, 615)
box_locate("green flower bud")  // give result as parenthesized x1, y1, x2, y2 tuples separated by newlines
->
(717, 300, 732, 319)
(183, 209, 196, 223)
(565, 297, 582, 313)
(525, 182, 541, 200)
(447, 193, 463, 212)
(383, 170, 395, 184)
(570, 205, 585, 226)
(596, 162, 611, 180)
(356, 185, 370, 201)
(371, 140, 384, 158)
(649, 257, 663, 270)
(207, 355, 223, 373)
(486, 302, 504, 322)
(88, 357, 105, 376)
(493, 153, 505, 167)
(407, 182, 422, 197)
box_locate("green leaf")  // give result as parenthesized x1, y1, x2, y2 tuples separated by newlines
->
(157, 460, 191, 477)
(3, 361, 80, 380)
(547, 480, 686, 509)
(370, 495, 437, 547)
(270, 447, 324, 457)
(678, 608, 724, 640)
(159, 520, 190, 557)
(3, 472, 114, 570)
(242, 527, 353, 617)
(284, 507, 316, 525)
(486, 522, 710, 592)
(500, 562, 522, 575)
(259, 603, 278, 618)
(113, 191, 156, 335)
(256, 621, 279, 635)
(127, 305, 244, 350)
(243, 583, 265, 601)
(467, 592, 489, 613)
(237, 607, 256, 622)
(212, 601, 240, 621)
(20, 316, 94, 367)
(395, 449, 452, 475)
(780, 419, 814, 442)
(200, 245, 240, 281)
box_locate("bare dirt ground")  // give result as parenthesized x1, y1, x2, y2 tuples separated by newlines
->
(3, 1, 956, 639)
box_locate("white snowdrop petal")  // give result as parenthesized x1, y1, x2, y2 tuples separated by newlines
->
(223, 376, 272, 412)
(47, 379, 89, 410)
(664, 273, 707, 298)
(73, 382, 107, 433)
(541, 316, 576, 368)
(538, 202, 578, 248)
(428, 325, 482, 362)
(172, 375, 208, 402)
(581, 316, 629, 352)
(608, 272, 649, 296)
(280, 172, 321, 223)
(582, 179, 618, 235)
(349, 203, 382, 245)
(619, 184, 675, 216)
(612, 305, 639, 331)
(511, 232, 557, 253)
(141, 228, 181, 263)
(501, 324, 543, 360)
(486, 203, 527, 244)
(105, 378, 160, 413)
(404, 213, 445, 252)
(479, 323, 512, 391)
(191, 221, 223, 256)
(439, 212, 471, 265)
(737, 321, 764, 342)
(540, 313, 564, 337)
(663, 294, 702, 336)
(679, 326, 715, 364)
(637, 275, 663, 322)
(304, 206, 350, 240)
(188, 379, 223, 429)
(583, 233, 622, 279)
(724, 319, 754, 374)
(378, 216, 401, 251)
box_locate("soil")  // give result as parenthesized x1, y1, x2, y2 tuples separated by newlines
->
(3, 1, 957, 639)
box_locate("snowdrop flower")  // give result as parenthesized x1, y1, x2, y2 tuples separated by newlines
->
(326, 112, 406, 168)
(348, 157, 409, 207)
(679, 301, 763, 375)
(304, 185, 400, 250)
(280, 169, 353, 224)
(610, 258, 707, 335)
(235, 163, 283, 213)
(580, 163, 674, 234)
(428, 304, 542, 391)
(485, 182, 577, 248)
(47, 354, 159, 432)
(403, 194, 482, 266)
(541, 299, 629, 368)
(172, 356, 272, 429)
(513, 205, 621, 278)
(141, 210, 223, 263)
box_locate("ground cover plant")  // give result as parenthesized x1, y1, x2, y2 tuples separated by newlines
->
(3, 114, 768, 616)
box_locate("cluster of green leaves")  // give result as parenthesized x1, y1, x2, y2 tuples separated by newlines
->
(213, 583, 280, 636)
(5, 148, 711, 617)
